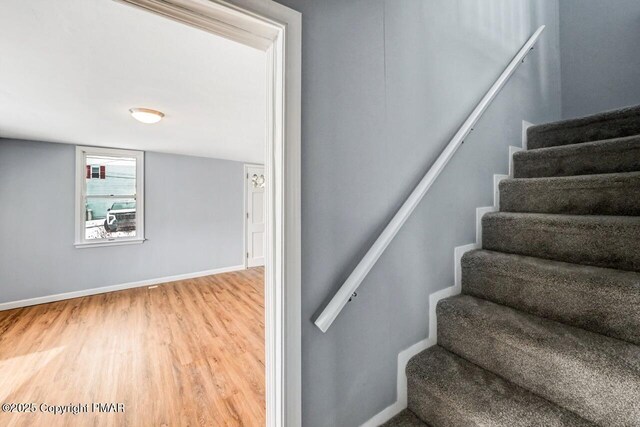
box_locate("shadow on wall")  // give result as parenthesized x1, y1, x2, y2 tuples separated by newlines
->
(559, 0, 640, 118)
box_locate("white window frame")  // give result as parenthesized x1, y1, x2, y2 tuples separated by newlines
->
(74, 146, 145, 248)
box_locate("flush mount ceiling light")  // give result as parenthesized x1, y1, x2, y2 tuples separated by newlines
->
(129, 108, 164, 124)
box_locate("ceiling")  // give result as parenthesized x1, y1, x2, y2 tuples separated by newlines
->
(0, 0, 266, 163)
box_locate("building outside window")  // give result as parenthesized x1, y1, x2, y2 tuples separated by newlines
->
(75, 146, 144, 248)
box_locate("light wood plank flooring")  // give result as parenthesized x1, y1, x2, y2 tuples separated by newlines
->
(0, 267, 265, 427)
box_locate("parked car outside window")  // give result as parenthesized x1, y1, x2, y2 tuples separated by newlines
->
(104, 201, 136, 232)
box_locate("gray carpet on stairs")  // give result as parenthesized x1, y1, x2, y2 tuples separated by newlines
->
(406, 346, 592, 427)
(482, 212, 640, 272)
(513, 134, 640, 178)
(381, 409, 429, 427)
(527, 104, 640, 149)
(499, 171, 640, 216)
(382, 105, 640, 427)
(437, 295, 640, 426)
(461, 249, 640, 345)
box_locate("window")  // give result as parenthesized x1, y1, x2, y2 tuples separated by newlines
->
(75, 146, 144, 248)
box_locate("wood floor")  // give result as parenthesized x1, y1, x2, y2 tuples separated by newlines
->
(0, 267, 265, 427)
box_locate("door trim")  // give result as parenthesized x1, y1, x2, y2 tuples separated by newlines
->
(113, 1, 301, 425)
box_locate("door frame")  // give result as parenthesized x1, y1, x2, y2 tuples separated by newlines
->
(244, 163, 265, 269)
(114, 1, 301, 426)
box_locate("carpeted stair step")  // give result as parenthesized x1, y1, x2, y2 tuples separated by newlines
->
(437, 295, 640, 426)
(527, 104, 640, 150)
(482, 212, 640, 272)
(381, 409, 429, 427)
(461, 249, 640, 344)
(404, 346, 590, 427)
(407, 346, 592, 427)
(499, 172, 640, 216)
(513, 134, 640, 178)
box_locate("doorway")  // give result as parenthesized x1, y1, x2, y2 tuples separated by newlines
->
(0, 0, 301, 425)
(114, 1, 302, 426)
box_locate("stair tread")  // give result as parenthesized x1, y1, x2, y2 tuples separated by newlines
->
(484, 210, 640, 221)
(514, 134, 640, 178)
(381, 409, 430, 427)
(462, 249, 640, 344)
(401, 105, 640, 427)
(499, 171, 640, 215)
(504, 170, 640, 186)
(407, 346, 592, 427)
(527, 104, 640, 149)
(482, 211, 640, 272)
(437, 295, 640, 426)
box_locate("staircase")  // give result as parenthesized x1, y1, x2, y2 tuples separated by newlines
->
(383, 105, 640, 427)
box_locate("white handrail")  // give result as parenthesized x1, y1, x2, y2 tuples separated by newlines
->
(315, 25, 546, 333)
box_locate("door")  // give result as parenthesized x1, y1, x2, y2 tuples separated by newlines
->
(246, 165, 265, 267)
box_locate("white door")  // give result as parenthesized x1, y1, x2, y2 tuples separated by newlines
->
(246, 165, 265, 267)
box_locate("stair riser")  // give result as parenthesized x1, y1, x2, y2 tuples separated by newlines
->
(381, 410, 426, 427)
(462, 250, 640, 345)
(527, 105, 640, 149)
(406, 346, 590, 427)
(407, 379, 464, 427)
(482, 213, 640, 272)
(437, 297, 640, 426)
(513, 136, 640, 178)
(499, 174, 640, 216)
(400, 105, 640, 427)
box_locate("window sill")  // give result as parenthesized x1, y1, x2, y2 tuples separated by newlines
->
(74, 238, 146, 249)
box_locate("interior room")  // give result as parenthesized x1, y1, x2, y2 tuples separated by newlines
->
(0, 0, 268, 425)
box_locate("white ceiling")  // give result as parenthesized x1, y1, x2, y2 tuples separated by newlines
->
(0, 0, 266, 163)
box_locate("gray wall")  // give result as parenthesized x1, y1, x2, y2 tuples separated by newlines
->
(0, 138, 245, 303)
(269, 0, 562, 425)
(559, 0, 640, 118)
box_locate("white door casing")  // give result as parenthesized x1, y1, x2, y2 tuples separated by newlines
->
(113, 1, 302, 426)
(246, 164, 265, 267)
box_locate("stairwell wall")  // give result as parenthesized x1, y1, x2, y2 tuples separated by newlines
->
(559, 0, 640, 118)
(266, 0, 562, 425)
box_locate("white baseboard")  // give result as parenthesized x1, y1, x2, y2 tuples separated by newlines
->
(362, 121, 532, 426)
(0, 264, 246, 311)
(362, 242, 477, 427)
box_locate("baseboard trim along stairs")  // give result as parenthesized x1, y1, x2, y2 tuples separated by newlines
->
(361, 121, 534, 427)
(375, 104, 640, 426)
(0, 264, 246, 311)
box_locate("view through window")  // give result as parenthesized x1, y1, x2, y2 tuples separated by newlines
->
(76, 147, 144, 246)
(85, 155, 136, 239)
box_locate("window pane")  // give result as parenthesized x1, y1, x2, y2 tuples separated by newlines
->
(86, 155, 136, 197)
(85, 197, 136, 240)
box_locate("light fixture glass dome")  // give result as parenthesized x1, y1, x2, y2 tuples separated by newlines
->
(129, 108, 164, 124)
